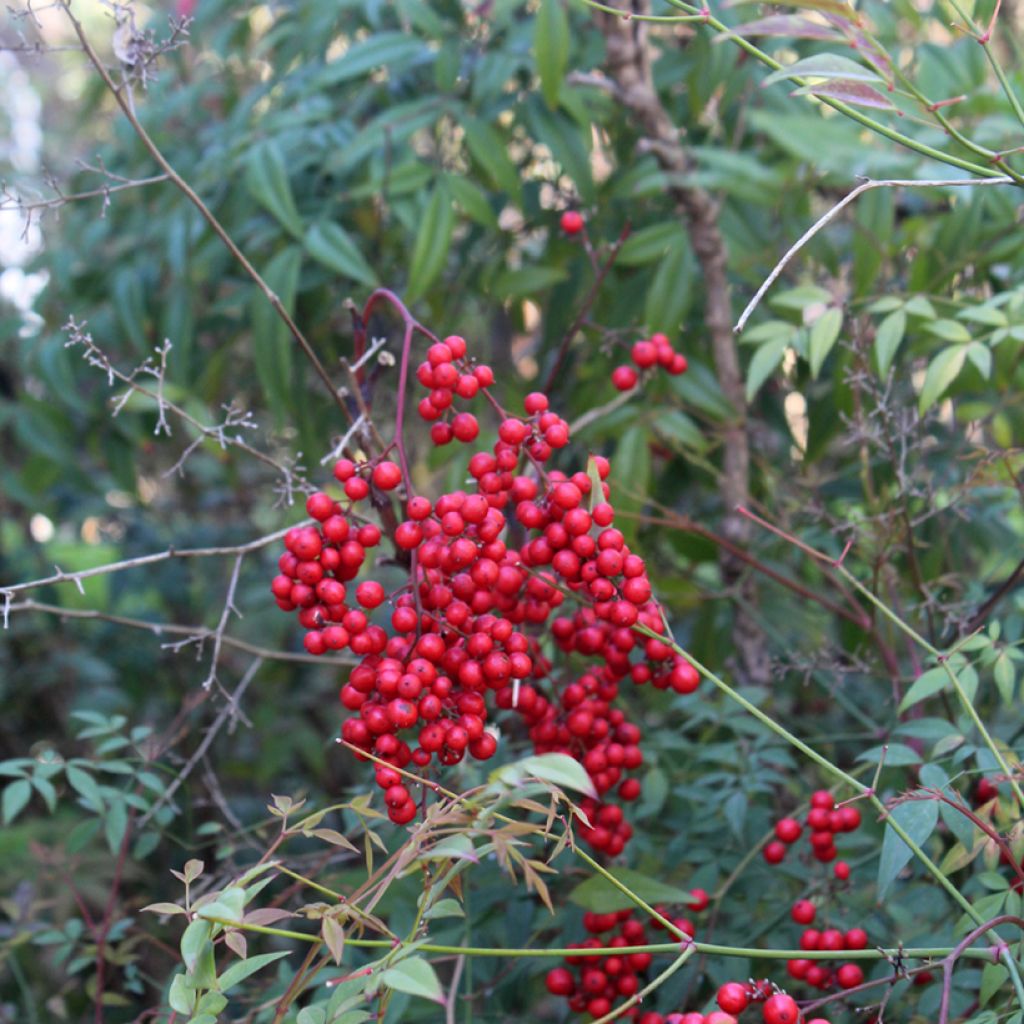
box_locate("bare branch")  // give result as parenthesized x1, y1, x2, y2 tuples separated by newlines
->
(735, 176, 1015, 334)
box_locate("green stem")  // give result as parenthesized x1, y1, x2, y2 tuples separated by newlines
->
(643, 0, 1012, 181)
(581, 0, 705, 21)
(834, 564, 1024, 812)
(196, 915, 998, 961)
(593, 947, 696, 1024)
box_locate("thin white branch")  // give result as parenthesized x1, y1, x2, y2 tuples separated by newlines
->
(200, 553, 244, 691)
(735, 175, 1016, 334)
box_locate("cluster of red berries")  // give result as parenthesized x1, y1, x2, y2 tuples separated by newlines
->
(763, 790, 861, 871)
(271, 331, 699, 841)
(545, 897, 706, 1021)
(611, 334, 689, 392)
(711, 982, 830, 1024)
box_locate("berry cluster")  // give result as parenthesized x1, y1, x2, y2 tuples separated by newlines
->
(270, 332, 699, 841)
(546, 898, 706, 1021)
(611, 334, 689, 392)
(762, 790, 861, 872)
(711, 983, 831, 1024)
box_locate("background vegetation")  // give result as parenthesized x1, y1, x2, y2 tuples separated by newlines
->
(2, 0, 1024, 1022)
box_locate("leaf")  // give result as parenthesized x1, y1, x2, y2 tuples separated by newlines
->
(518, 753, 598, 798)
(183, 859, 205, 883)
(918, 345, 967, 414)
(380, 956, 444, 1004)
(304, 223, 377, 288)
(719, 15, 840, 39)
(309, 828, 359, 852)
(322, 915, 346, 965)
(141, 902, 187, 916)
(899, 667, 950, 712)
(168, 974, 195, 1016)
(463, 118, 521, 198)
(981, 963, 1010, 1008)
(406, 183, 454, 303)
(251, 246, 301, 423)
(180, 919, 212, 974)
(792, 79, 896, 110)
(856, 742, 923, 766)
(197, 886, 246, 924)
(245, 142, 303, 238)
(965, 341, 992, 379)
(926, 318, 972, 343)
(2, 779, 31, 824)
(877, 799, 939, 897)
(874, 308, 906, 376)
(653, 410, 706, 452)
(762, 53, 883, 87)
(534, 0, 569, 109)
(104, 797, 129, 854)
(569, 867, 693, 913)
(745, 336, 788, 401)
(318, 32, 428, 85)
(644, 232, 692, 334)
(808, 307, 842, 378)
(994, 652, 1016, 704)
(297, 1009, 327, 1024)
(444, 173, 498, 229)
(66, 765, 104, 811)
(424, 898, 464, 920)
(617, 222, 682, 267)
(219, 951, 291, 993)
(493, 266, 568, 299)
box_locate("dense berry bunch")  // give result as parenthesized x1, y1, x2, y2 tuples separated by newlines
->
(610, 333, 689, 392)
(546, 901, 706, 1021)
(271, 332, 699, 841)
(762, 790, 861, 871)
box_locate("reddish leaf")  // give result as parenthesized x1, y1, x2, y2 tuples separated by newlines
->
(717, 15, 840, 40)
(792, 79, 896, 109)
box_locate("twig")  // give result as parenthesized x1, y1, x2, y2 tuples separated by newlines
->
(201, 554, 244, 690)
(734, 176, 1015, 333)
(6, 601, 355, 666)
(138, 658, 262, 828)
(58, 2, 348, 416)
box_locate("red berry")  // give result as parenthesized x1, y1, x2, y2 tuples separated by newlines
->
(631, 340, 657, 368)
(545, 967, 574, 996)
(560, 210, 584, 235)
(611, 365, 638, 391)
(836, 963, 864, 989)
(716, 982, 749, 1015)
(833, 860, 851, 881)
(775, 817, 802, 844)
(306, 492, 335, 521)
(688, 888, 709, 913)
(356, 580, 386, 608)
(791, 899, 816, 925)
(844, 927, 868, 950)
(762, 993, 800, 1024)
(372, 461, 402, 490)
(763, 840, 787, 864)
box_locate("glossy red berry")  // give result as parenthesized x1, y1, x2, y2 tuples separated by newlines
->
(611, 365, 638, 391)
(560, 210, 584, 235)
(716, 982, 750, 1015)
(762, 992, 800, 1024)
(837, 963, 864, 989)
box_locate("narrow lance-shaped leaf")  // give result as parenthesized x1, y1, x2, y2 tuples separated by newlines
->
(246, 142, 303, 239)
(406, 184, 454, 303)
(762, 53, 884, 87)
(874, 308, 905, 376)
(918, 344, 967, 414)
(534, 0, 569, 109)
(808, 307, 842, 378)
(792, 80, 896, 110)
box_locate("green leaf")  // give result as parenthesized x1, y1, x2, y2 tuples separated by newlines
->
(297, 1009, 327, 1024)
(994, 652, 1016, 704)
(180, 919, 212, 974)
(652, 410, 706, 452)
(762, 52, 882, 86)
(877, 799, 938, 897)
(899, 667, 950, 712)
(245, 142, 303, 238)
(197, 886, 246, 925)
(925, 318, 972, 343)
(644, 232, 692, 334)
(251, 246, 302, 423)
(304, 223, 377, 288)
(534, 0, 569, 108)
(104, 797, 129, 853)
(808, 307, 842, 378)
(406, 183, 454, 303)
(380, 956, 444, 1004)
(569, 867, 693, 913)
(980, 963, 1009, 1007)
(617, 222, 681, 267)
(918, 345, 967, 414)
(168, 974, 195, 1016)
(444, 173, 498, 229)
(219, 951, 291, 993)
(965, 341, 992, 379)
(792, 79, 895, 109)
(518, 753, 598, 798)
(874, 308, 905, 377)
(318, 32, 428, 85)
(66, 765, 104, 811)
(463, 118, 521, 199)
(493, 265, 568, 299)
(745, 337, 788, 401)
(2, 779, 31, 824)
(423, 898, 464, 920)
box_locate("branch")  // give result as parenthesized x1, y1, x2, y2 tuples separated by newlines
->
(734, 176, 1015, 333)
(57, 1, 348, 417)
